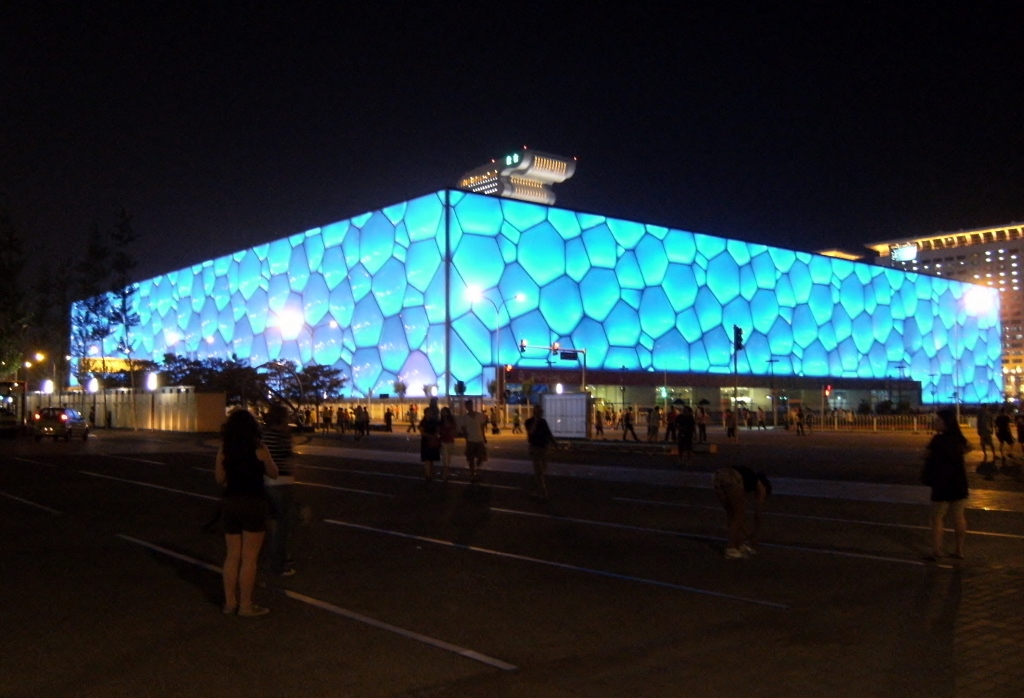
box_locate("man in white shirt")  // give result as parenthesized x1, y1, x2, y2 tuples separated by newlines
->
(457, 400, 489, 483)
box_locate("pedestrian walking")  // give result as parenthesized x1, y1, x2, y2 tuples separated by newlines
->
(262, 403, 296, 577)
(794, 407, 805, 435)
(525, 405, 558, 499)
(725, 408, 737, 439)
(920, 408, 969, 561)
(994, 406, 1015, 464)
(712, 465, 771, 559)
(322, 406, 333, 434)
(418, 398, 441, 482)
(215, 409, 279, 616)
(439, 406, 458, 481)
(696, 406, 708, 443)
(663, 407, 677, 442)
(676, 405, 696, 464)
(511, 410, 523, 434)
(756, 406, 766, 430)
(647, 406, 661, 441)
(457, 400, 489, 482)
(976, 405, 995, 462)
(384, 407, 393, 432)
(621, 407, 640, 442)
(489, 406, 501, 435)
(594, 408, 604, 439)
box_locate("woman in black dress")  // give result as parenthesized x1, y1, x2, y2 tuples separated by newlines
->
(921, 408, 969, 561)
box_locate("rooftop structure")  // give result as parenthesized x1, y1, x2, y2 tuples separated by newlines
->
(456, 149, 576, 205)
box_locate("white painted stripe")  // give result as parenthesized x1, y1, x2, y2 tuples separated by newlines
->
(0, 489, 62, 514)
(115, 534, 518, 671)
(283, 591, 518, 671)
(297, 463, 521, 490)
(493, 506, 934, 567)
(613, 496, 1024, 540)
(80, 471, 220, 501)
(13, 457, 53, 467)
(324, 518, 789, 609)
(117, 534, 223, 574)
(101, 454, 167, 465)
(298, 481, 395, 497)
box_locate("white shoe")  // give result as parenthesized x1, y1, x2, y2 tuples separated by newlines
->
(724, 547, 748, 559)
(740, 543, 756, 556)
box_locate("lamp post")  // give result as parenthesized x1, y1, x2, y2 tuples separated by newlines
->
(467, 287, 524, 404)
(767, 358, 779, 427)
(147, 372, 158, 429)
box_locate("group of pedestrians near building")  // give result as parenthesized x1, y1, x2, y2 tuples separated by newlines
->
(210, 391, 991, 618)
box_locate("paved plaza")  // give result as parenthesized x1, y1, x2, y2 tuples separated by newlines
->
(2, 424, 1022, 697)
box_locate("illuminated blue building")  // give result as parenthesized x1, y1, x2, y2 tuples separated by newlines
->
(75, 189, 1004, 405)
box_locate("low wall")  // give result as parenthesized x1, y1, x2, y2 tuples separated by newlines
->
(26, 388, 226, 433)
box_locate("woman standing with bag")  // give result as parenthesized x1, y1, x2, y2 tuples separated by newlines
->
(215, 409, 278, 616)
(920, 408, 969, 561)
(419, 398, 442, 482)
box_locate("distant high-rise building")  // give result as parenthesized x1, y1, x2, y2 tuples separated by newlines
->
(457, 149, 576, 205)
(868, 223, 1023, 397)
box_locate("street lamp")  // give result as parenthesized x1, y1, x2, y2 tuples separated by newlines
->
(466, 287, 525, 403)
(147, 372, 158, 429)
(766, 358, 780, 427)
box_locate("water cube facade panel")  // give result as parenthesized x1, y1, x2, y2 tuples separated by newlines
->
(74, 190, 1004, 403)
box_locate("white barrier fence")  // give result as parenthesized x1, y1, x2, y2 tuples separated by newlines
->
(25, 388, 226, 433)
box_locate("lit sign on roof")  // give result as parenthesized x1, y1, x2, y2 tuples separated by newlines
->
(890, 244, 918, 262)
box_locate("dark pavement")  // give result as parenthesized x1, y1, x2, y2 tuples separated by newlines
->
(1, 425, 1022, 697)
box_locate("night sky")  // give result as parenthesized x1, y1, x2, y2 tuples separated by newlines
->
(3, 3, 1022, 282)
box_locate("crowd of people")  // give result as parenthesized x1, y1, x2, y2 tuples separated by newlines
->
(211, 394, 1010, 614)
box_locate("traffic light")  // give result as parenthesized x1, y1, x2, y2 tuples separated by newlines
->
(519, 339, 527, 354)
(824, 384, 832, 397)
(551, 341, 560, 355)
(733, 325, 744, 351)
(505, 364, 513, 372)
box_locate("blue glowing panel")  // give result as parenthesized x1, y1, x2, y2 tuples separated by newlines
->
(74, 189, 1003, 402)
(518, 221, 566, 287)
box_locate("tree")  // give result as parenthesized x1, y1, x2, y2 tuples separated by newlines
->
(393, 380, 408, 402)
(70, 223, 115, 386)
(109, 210, 141, 391)
(0, 203, 31, 379)
(297, 364, 347, 413)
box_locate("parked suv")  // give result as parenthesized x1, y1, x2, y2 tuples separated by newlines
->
(33, 407, 90, 442)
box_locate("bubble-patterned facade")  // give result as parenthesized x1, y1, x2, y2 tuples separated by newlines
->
(76, 190, 1004, 403)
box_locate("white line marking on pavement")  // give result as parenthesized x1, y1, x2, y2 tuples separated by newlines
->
(299, 481, 396, 497)
(117, 534, 223, 574)
(497, 506, 935, 566)
(324, 518, 790, 609)
(80, 471, 219, 500)
(115, 534, 518, 671)
(297, 463, 521, 490)
(13, 457, 53, 467)
(613, 497, 1024, 540)
(283, 591, 519, 671)
(0, 489, 62, 514)
(100, 454, 167, 465)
